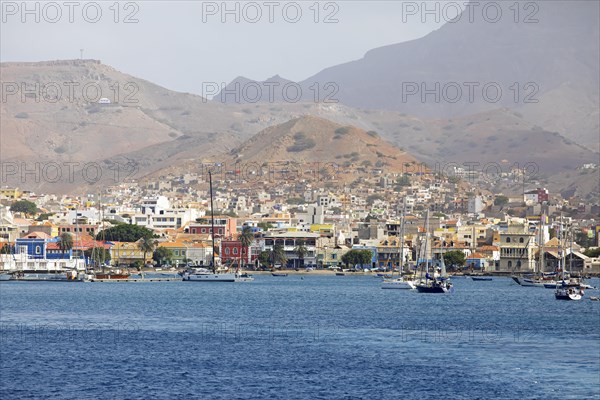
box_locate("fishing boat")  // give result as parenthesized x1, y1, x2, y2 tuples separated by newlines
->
(91, 269, 130, 280)
(590, 297, 600, 301)
(415, 211, 452, 294)
(382, 200, 416, 290)
(271, 272, 288, 277)
(183, 171, 254, 283)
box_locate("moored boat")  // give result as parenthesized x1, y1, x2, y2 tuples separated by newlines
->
(555, 286, 584, 301)
(471, 276, 493, 281)
(381, 277, 415, 290)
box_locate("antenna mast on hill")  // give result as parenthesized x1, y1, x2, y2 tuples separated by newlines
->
(80, 49, 84, 59)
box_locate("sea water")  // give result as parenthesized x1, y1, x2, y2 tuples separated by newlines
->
(1, 276, 599, 399)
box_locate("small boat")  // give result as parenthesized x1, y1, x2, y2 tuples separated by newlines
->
(0, 273, 12, 281)
(590, 297, 599, 301)
(555, 286, 584, 301)
(271, 273, 288, 277)
(93, 272, 130, 280)
(335, 272, 346, 276)
(471, 276, 493, 281)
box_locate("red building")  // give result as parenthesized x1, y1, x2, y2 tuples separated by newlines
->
(220, 239, 257, 267)
(188, 216, 236, 238)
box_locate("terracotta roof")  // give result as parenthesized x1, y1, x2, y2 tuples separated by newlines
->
(22, 231, 51, 239)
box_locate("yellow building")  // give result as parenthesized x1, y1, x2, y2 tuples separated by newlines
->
(110, 241, 149, 266)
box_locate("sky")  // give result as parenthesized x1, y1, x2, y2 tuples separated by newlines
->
(1, 1, 448, 95)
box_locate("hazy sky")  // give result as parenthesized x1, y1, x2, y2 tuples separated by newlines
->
(1, 1, 447, 95)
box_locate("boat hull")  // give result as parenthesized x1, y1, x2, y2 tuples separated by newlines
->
(555, 287, 583, 301)
(513, 276, 554, 287)
(471, 277, 493, 281)
(381, 279, 415, 290)
(415, 280, 452, 293)
(94, 274, 130, 280)
(0, 273, 12, 281)
(184, 272, 254, 282)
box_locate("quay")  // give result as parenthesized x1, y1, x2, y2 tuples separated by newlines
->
(87, 277, 182, 283)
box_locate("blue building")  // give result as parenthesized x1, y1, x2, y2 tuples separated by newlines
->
(15, 232, 72, 259)
(350, 245, 378, 268)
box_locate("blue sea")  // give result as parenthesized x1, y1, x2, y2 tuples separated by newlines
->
(1, 276, 599, 399)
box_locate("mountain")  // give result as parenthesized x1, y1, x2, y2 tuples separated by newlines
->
(1, 60, 596, 199)
(215, 75, 295, 104)
(216, 1, 600, 149)
(227, 115, 418, 170)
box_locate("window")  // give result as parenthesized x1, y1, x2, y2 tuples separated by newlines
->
(225, 248, 230, 255)
(519, 237, 524, 243)
(506, 237, 511, 243)
(233, 248, 238, 255)
(507, 261, 512, 268)
(516, 260, 522, 268)
(201, 228, 206, 233)
(35, 245, 41, 254)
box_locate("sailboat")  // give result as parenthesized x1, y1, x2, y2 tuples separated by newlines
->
(183, 171, 254, 283)
(555, 216, 583, 301)
(382, 200, 415, 290)
(512, 214, 556, 288)
(415, 211, 453, 293)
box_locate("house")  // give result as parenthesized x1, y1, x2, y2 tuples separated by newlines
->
(376, 236, 412, 270)
(497, 227, 536, 272)
(465, 253, 488, 270)
(109, 241, 149, 266)
(261, 231, 319, 268)
(188, 216, 236, 238)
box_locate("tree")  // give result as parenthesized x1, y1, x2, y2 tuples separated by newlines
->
(257, 222, 274, 231)
(272, 244, 287, 268)
(97, 224, 156, 242)
(494, 196, 509, 206)
(575, 231, 595, 248)
(293, 239, 308, 268)
(238, 226, 254, 268)
(396, 175, 411, 188)
(584, 248, 600, 258)
(366, 194, 385, 205)
(443, 250, 466, 268)
(84, 247, 111, 265)
(153, 247, 174, 266)
(36, 213, 54, 221)
(10, 200, 38, 217)
(58, 232, 74, 257)
(258, 251, 271, 267)
(138, 238, 156, 266)
(342, 249, 372, 269)
(0, 244, 12, 254)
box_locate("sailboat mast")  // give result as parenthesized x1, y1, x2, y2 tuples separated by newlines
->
(209, 171, 216, 274)
(398, 199, 406, 275)
(423, 210, 430, 279)
(539, 213, 544, 274)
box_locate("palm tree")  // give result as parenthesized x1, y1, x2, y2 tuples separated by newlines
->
(238, 226, 254, 270)
(137, 237, 155, 271)
(294, 239, 308, 269)
(58, 232, 73, 258)
(272, 243, 287, 269)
